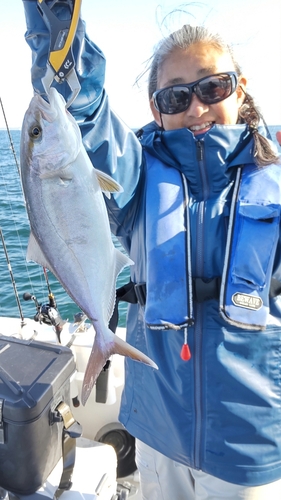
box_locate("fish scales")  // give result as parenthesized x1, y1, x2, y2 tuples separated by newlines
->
(20, 88, 157, 405)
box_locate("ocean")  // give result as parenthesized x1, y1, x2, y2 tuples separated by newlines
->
(0, 126, 281, 326)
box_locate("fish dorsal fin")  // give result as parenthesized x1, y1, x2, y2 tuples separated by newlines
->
(107, 248, 134, 323)
(26, 232, 56, 275)
(95, 169, 123, 199)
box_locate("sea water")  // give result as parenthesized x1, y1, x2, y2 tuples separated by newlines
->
(0, 127, 280, 325)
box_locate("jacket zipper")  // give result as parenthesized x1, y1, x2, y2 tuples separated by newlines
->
(194, 139, 208, 469)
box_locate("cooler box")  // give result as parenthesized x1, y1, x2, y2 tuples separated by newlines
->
(0, 335, 76, 495)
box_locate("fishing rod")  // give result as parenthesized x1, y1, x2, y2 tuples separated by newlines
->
(0, 227, 25, 326)
(0, 96, 29, 326)
(23, 267, 65, 342)
(0, 97, 20, 177)
(42, 267, 65, 342)
(23, 287, 65, 343)
(43, 266, 57, 308)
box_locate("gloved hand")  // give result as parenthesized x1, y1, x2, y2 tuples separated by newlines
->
(22, 0, 106, 119)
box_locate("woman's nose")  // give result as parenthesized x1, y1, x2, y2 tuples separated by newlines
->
(186, 93, 209, 117)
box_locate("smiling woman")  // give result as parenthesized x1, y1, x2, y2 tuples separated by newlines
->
(21, 1, 281, 499)
(148, 24, 278, 167)
(149, 43, 245, 132)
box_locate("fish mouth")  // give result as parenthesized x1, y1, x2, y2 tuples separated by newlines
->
(31, 88, 68, 124)
(29, 92, 58, 123)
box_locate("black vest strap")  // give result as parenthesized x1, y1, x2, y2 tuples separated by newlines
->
(110, 278, 281, 318)
(269, 278, 281, 298)
(193, 278, 221, 302)
(109, 281, 140, 333)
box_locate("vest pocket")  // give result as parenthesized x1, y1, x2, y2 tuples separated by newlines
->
(231, 203, 280, 288)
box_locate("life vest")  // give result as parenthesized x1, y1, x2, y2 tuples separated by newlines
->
(220, 162, 281, 330)
(144, 152, 281, 331)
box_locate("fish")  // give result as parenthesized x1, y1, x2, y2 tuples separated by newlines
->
(20, 87, 158, 405)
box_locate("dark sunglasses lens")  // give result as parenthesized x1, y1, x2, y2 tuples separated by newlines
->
(156, 86, 191, 114)
(155, 73, 236, 114)
(197, 74, 234, 104)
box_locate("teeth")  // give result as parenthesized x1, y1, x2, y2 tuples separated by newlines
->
(190, 122, 212, 131)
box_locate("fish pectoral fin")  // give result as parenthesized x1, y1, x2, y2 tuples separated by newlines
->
(115, 247, 134, 271)
(95, 169, 124, 196)
(26, 232, 56, 274)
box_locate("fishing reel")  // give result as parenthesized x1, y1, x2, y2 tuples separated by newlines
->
(23, 291, 65, 341)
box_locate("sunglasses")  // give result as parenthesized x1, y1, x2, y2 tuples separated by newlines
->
(153, 72, 238, 115)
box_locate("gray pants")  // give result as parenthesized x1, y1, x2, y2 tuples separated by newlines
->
(136, 439, 281, 500)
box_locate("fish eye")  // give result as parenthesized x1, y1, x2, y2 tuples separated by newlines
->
(30, 125, 42, 140)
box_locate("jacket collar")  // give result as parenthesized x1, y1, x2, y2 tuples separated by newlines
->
(140, 122, 255, 168)
(139, 122, 257, 194)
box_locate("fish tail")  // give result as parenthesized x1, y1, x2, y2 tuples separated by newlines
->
(81, 335, 110, 406)
(81, 327, 158, 406)
(112, 332, 158, 370)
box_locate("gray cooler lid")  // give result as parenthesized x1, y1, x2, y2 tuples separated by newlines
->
(0, 336, 75, 422)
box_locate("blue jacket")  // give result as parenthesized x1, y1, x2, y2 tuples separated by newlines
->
(23, 2, 281, 486)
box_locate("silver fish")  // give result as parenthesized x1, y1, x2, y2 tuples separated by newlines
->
(20, 88, 157, 405)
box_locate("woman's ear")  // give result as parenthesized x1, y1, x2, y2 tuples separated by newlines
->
(150, 98, 162, 127)
(237, 75, 247, 106)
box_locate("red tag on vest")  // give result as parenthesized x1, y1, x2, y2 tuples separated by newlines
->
(180, 344, 191, 361)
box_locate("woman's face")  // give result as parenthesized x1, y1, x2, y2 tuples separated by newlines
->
(150, 43, 247, 133)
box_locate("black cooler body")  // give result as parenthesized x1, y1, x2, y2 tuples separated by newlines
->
(0, 335, 76, 494)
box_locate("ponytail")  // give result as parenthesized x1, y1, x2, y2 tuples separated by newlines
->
(238, 93, 280, 167)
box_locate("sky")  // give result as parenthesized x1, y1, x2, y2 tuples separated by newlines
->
(0, 0, 280, 130)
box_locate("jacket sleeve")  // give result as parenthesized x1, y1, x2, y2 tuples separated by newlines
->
(22, 1, 143, 252)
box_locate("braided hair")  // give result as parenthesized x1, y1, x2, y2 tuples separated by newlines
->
(238, 92, 279, 166)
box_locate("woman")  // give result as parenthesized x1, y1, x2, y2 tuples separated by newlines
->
(22, 2, 281, 498)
